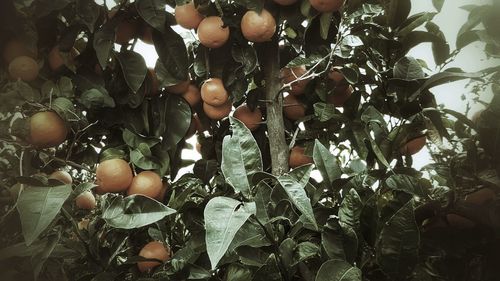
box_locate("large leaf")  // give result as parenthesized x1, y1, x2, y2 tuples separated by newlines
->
(136, 0, 168, 31)
(157, 95, 192, 149)
(101, 194, 176, 229)
(93, 21, 116, 69)
(116, 50, 148, 93)
(277, 173, 318, 230)
(221, 117, 263, 197)
(376, 200, 419, 280)
(313, 139, 341, 186)
(397, 12, 436, 37)
(393, 56, 424, 80)
(385, 174, 427, 197)
(380, 0, 411, 29)
(338, 189, 362, 230)
(17, 184, 72, 245)
(315, 260, 362, 281)
(204, 197, 256, 270)
(153, 27, 189, 84)
(231, 44, 258, 75)
(425, 21, 450, 65)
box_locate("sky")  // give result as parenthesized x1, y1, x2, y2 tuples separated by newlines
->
(129, 0, 498, 175)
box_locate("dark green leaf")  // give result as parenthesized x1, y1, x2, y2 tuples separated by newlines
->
(393, 56, 424, 80)
(397, 12, 436, 37)
(313, 139, 341, 186)
(79, 89, 115, 108)
(319, 13, 333, 40)
(338, 189, 362, 230)
(432, 0, 444, 11)
(232, 45, 258, 75)
(385, 174, 427, 197)
(93, 22, 115, 69)
(136, 0, 168, 30)
(153, 27, 189, 84)
(116, 50, 148, 93)
(315, 260, 362, 281)
(380, 0, 412, 28)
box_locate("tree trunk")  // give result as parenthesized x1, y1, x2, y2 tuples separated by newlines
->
(262, 39, 289, 176)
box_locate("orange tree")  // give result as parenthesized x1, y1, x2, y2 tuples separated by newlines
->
(0, 0, 499, 280)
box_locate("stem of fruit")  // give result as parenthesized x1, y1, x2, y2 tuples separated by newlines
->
(262, 38, 289, 176)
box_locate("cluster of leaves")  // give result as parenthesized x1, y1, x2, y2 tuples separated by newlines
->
(0, 0, 500, 281)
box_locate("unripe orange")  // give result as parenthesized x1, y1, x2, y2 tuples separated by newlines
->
(75, 191, 96, 210)
(241, 9, 276, 43)
(233, 104, 262, 131)
(95, 158, 133, 194)
(29, 111, 68, 148)
(127, 171, 163, 198)
(289, 146, 313, 168)
(197, 16, 230, 48)
(8, 56, 39, 81)
(49, 170, 72, 185)
(201, 78, 229, 106)
(137, 241, 171, 272)
(175, 1, 204, 29)
(283, 94, 306, 121)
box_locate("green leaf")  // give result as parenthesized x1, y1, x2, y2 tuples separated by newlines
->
(130, 144, 161, 170)
(277, 174, 318, 230)
(338, 189, 362, 230)
(397, 12, 436, 37)
(52, 97, 76, 121)
(136, 0, 168, 31)
(233, 0, 264, 12)
(425, 21, 450, 65)
(161, 95, 192, 148)
(101, 194, 176, 229)
(122, 128, 160, 148)
(153, 27, 189, 83)
(76, 0, 100, 32)
(116, 50, 148, 93)
(221, 117, 263, 197)
(380, 0, 412, 28)
(79, 88, 115, 108)
(225, 263, 253, 281)
(289, 164, 313, 188)
(385, 174, 427, 197)
(319, 12, 333, 40)
(204, 197, 256, 270)
(32, 232, 61, 281)
(432, 0, 444, 11)
(313, 139, 341, 186)
(313, 103, 344, 122)
(342, 35, 363, 47)
(231, 45, 258, 75)
(315, 260, 362, 281)
(93, 21, 115, 69)
(376, 200, 419, 280)
(393, 56, 424, 80)
(17, 185, 72, 245)
(456, 5, 485, 49)
(294, 242, 319, 265)
(401, 30, 444, 54)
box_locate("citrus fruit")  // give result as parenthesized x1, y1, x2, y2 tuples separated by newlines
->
(281, 66, 310, 96)
(328, 68, 345, 83)
(327, 85, 353, 107)
(166, 80, 190, 94)
(49, 170, 72, 185)
(283, 94, 306, 120)
(140, 25, 154, 44)
(8, 56, 39, 81)
(116, 19, 139, 45)
(197, 16, 230, 48)
(75, 191, 96, 210)
(273, 0, 299, 5)
(399, 135, 426, 155)
(127, 171, 163, 198)
(156, 182, 168, 201)
(233, 104, 262, 131)
(203, 101, 233, 120)
(201, 78, 229, 106)
(241, 9, 276, 42)
(95, 158, 133, 194)
(146, 68, 160, 96)
(137, 241, 171, 272)
(182, 84, 202, 106)
(446, 214, 475, 229)
(309, 0, 344, 13)
(465, 188, 496, 205)
(48, 46, 79, 71)
(175, 1, 204, 29)
(289, 146, 313, 168)
(3, 39, 36, 64)
(29, 111, 68, 148)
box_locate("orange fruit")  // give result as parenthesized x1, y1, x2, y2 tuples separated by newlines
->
(465, 188, 496, 205)
(127, 171, 163, 198)
(8, 56, 39, 81)
(281, 66, 310, 96)
(203, 101, 233, 120)
(273, 0, 298, 5)
(175, 1, 204, 30)
(195, 142, 202, 154)
(2, 39, 36, 64)
(289, 146, 313, 168)
(328, 68, 345, 83)
(48, 46, 79, 71)
(140, 25, 154, 45)
(201, 78, 229, 106)
(399, 135, 426, 155)
(166, 80, 190, 94)
(186, 114, 202, 138)
(137, 241, 171, 272)
(115, 19, 139, 45)
(29, 111, 68, 148)
(327, 85, 353, 107)
(233, 104, 262, 131)
(156, 181, 168, 201)
(309, 0, 344, 13)
(49, 170, 72, 185)
(283, 94, 306, 121)
(146, 68, 160, 96)
(182, 84, 202, 106)
(446, 214, 475, 229)
(197, 16, 230, 48)
(241, 9, 276, 43)
(75, 191, 96, 210)
(95, 158, 133, 194)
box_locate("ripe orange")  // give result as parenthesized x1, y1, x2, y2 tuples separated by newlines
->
(182, 84, 202, 106)
(309, 0, 344, 13)
(75, 191, 96, 210)
(127, 171, 163, 198)
(140, 25, 154, 45)
(446, 214, 475, 229)
(95, 158, 133, 194)
(201, 78, 229, 106)
(115, 19, 139, 45)
(283, 94, 306, 121)
(328, 68, 345, 83)
(166, 80, 190, 94)
(399, 135, 426, 155)
(137, 241, 171, 272)
(233, 104, 262, 131)
(203, 101, 233, 120)
(8, 56, 39, 81)
(3, 39, 36, 64)
(49, 170, 72, 185)
(29, 111, 68, 148)
(465, 188, 496, 205)
(175, 1, 204, 30)
(186, 114, 202, 138)
(327, 85, 353, 107)
(289, 146, 313, 168)
(48, 46, 79, 71)
(146, 68, 160, 96)
(241, 9, 276, 43)
(197, 16, 230, 48)
(273, 0, 298, 5)
(281, 66, 310, 96)
(156, 181, 168, 201)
